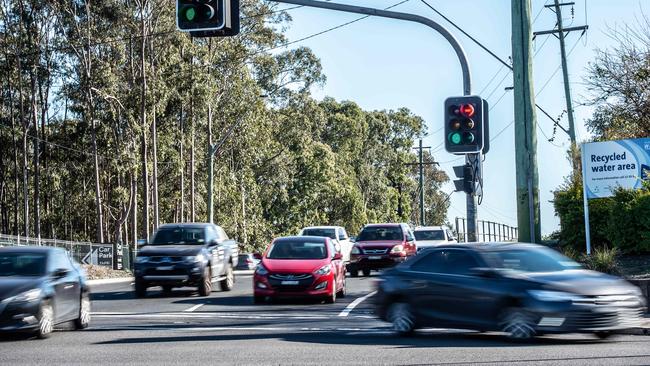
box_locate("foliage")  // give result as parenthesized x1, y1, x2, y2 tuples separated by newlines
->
(581, 246, 620, 275)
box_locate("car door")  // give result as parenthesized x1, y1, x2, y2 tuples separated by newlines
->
(328, 240, 344, 289)
(403, 250, 453, 325)
(404, 227, 417, 256)
(49, 250, 79, 321)
(206, 226, 224, 278)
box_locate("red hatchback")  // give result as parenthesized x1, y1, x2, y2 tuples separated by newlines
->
(348, 223, 417, 277)
(253, 236, 346, 303)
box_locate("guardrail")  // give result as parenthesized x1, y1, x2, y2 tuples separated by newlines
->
(454, 218, 518, 243)
(0, 233, 119, 268)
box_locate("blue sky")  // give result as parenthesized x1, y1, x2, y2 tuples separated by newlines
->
(271, 0, 643, 235)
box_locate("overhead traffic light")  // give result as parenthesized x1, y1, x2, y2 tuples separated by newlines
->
(444, 96, 488, 154)
(177, 0, 240, 37)
(453, 164, 475, 194)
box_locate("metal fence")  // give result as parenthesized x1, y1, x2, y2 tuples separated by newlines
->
(0, 233, 117, 268)
(454, 217, 518, 243)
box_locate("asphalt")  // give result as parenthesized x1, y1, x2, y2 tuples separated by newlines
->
(0, 272, 649, 365)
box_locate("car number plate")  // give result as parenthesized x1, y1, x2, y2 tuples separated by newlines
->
(156, 266, 174, 271)
(281, 280, 300, 285)
(368, 256, 382, 260)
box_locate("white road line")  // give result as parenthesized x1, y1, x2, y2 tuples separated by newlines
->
(338, 291, 377, 317)
(183, 304, 205, 312)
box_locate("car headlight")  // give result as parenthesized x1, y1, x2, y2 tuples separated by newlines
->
(391, 245, 404, 253)
(314, 264, 331, 275)
(351, 246, 361, 255)
(13, 288, 42, 303)
(135, 256, 150, 264)
(184, 254, 205, 264)
(255, 264, 269, 276)
(528, 290, 585, 302)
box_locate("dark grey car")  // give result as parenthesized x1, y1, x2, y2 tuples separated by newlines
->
(375, 243, 646, 340)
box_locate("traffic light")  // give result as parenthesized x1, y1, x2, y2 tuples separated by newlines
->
(177, 0, 240, 37)
(444, 96, 488, 154)
(453, 164, 475, 194)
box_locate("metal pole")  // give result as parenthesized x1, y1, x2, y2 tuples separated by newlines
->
(512, 0, 541, 243)
(553, 0, 577, 146)
(419, 139, 425, 226)
(268, 0, 472, 95)
(581, 144, 592, 255)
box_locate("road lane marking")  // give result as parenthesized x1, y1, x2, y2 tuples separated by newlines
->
(91, 312, 336, 320)
(183, 304, 205, 312)
(338, 291, 377, 317)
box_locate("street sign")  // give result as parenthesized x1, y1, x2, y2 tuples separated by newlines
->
(81, 245, 113, 267)
(582, 138, 650, 199)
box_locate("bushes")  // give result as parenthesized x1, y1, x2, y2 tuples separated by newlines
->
(559, 246, 620, 275)
(553, 178, 650, 254)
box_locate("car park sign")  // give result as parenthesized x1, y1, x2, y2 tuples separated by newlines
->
(582, 138, 650, 198)
(581, 137, 650, 255)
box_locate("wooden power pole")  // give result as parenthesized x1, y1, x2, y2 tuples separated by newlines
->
(512, 0, 541, 243)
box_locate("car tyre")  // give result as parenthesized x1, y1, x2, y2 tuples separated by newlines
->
(74, 292, 91, 330)
(36, 300, 54, 339)
(337, 277, 347, 298)
(162, 285, 173, 294)
(349, 264, 359, 278)
(500, 308, 536, 341)
(198, 267, 212, 297)
(387, 302, 416, 336)
(362, 269, 371, 277)
(220, 264, 234, 291)
(134, 280, 147, 298)
(594, 331, 614, 340)
(325, 281, 337, 304)
(253, 295, 265, 304)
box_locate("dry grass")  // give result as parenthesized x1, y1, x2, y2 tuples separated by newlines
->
(82, 264, 131, 280)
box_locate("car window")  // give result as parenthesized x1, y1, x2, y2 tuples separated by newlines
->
(357, 226, 403, 241)
(206, 226, 217, 243)
(410, 250, 448, 273)
(414, 230, 445, 241)
(218, 227, 229, 240)
(151, 227, 206, 245)
(483, 247, 582, 273)
(327, 241, 338, 258)
(0, 253, 47, 276)
(406, 229, 415, 242)
(447, 230, 455, 240)
(267, 239, 328, 260)
(301, 228, 337, 239)
(410, 249, 478, 275)
(445, 250, 480, 275)
(51, 251, 74, 272)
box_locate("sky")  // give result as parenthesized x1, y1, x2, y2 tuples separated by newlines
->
(269, 0, 644, 235)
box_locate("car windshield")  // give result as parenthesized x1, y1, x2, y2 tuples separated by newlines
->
(301, 228, 336, 239)
(357, 226, 403, 241)
(267, 240, 328, 260)
(151, 228, 205, 245)
(484, 247, 582, 273)
(414, 230, 445, 241)
(0, 253, 47, 277)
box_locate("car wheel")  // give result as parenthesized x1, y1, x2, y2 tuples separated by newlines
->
(198, 267, 212, 296)
(349, 265, 359, 278)
(36, 300, 54, 339)
(325, 281, 337, 304)
(387, 302, 416, 336)
(337, 277, 347, 298)
(134, 280, 147, 298)
(594, 331, 614, 340)
(253, 295, 265, 304)
(500, 308, 536, 340)
(74, 292, 91, 330)
(220, 264, 234, 291)
(362, 269, 371, 277)
(162, 285, 173, 294)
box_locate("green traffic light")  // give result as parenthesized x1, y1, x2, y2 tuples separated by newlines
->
(184, 6, 196, 21)
(448, 132, 462, 145)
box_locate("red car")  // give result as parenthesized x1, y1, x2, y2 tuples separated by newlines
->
(253, 236, 346, 303)
(348, 223, 417, 277)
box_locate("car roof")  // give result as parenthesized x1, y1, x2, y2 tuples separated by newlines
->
(274, 236, 328, 242)
(414, 226, 448, 231)
(301, 226, 339, 230)
(0, 246, 59, 254)
(363, 223, 403, 228)
(425, 242, 543, 251)
(157, 223, 214, 229)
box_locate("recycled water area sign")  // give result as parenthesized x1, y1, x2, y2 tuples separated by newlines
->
(581, 137, 650, 254)
(583, 138, 650, 198)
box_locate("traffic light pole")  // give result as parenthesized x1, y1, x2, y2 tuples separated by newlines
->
(267, 0, 479, 240)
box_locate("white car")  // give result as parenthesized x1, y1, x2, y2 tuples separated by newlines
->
(413, 226, 457, 252)
(298, 226, 353, 263)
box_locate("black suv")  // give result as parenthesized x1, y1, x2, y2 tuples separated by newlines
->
(134, 223, 239, 297)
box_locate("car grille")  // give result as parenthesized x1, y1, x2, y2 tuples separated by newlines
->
(572, 294, 642, 307)
(268, 273, 314, 291)
(362, 248, 388, 255)
(566, 307, 644, 329)
(147, 256, 184, 264)
(269, 274, 313, 280)
(145, 268, 189, 276)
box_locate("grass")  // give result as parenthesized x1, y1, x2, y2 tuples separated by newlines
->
(82, 264, 131, 280)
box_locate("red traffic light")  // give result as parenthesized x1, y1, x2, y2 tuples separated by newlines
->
(459, 103, 475, 118)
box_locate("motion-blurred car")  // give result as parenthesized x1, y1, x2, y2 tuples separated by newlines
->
(253, 236, 346, 304)
(414, 226, 457, 252)
(236, 253, 260, 270)
(299, 226, 353, 263)
(348, 223, 417, 277)
(134, 223, 239, 297)
(0, 247, 90, 339)
(374, 243, 646, 340)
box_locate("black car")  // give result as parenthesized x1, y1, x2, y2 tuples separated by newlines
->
(134, 223, 239, 297)
(375, 243, 646, 340)
(0, 247, 90, 339)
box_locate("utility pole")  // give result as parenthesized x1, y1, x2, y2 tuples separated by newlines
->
(410, 140, 432, 226)
(534, 1, 588, 149)
(512, 0, 541, 243)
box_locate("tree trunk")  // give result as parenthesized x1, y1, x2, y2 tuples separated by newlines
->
(30, 71, 41, 242)
(140, 8, 150, 240)
(152, 107, 159, 229)
(6, 53, 20, 236)
(180, 107, 185, 222)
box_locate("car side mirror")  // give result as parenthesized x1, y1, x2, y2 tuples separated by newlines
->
(52, 268, 69, 279)
(137, 239, 147, 247)
(333, 253, 343, 261)
(471, 267, 498, 278)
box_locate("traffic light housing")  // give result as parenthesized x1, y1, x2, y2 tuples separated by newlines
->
(444, 96, 488, 154)
(177, 0, 240, 37)
(453, 164, 475, 194)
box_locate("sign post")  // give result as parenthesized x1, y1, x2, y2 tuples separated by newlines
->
(581, 138, 650, 255)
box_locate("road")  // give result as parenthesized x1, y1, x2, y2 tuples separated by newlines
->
(0, 272, 649, 365)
